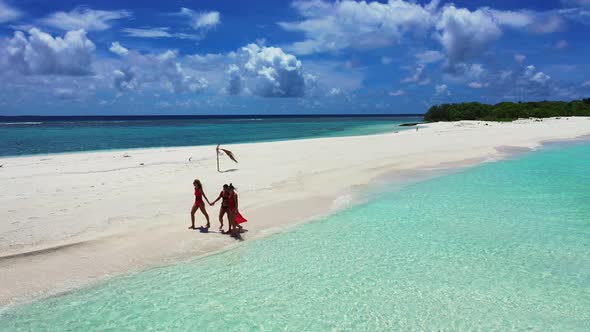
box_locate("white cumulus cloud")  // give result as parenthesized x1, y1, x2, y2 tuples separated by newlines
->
(327, 87, 343, 96)
(164, 61, 209, 93)
(1, 28, 95, 76)
(226, 64, 243, 95)
(530, 71, 551, 84)
(113, 68, 138, 92)
(435, 84, 450, 95)
(280, 0, 571, 67)
(494, 63, 556, 98)
(279, 0, 434, 55)
(227, 44, 309, 97)
(524, 65, 551, 84)
(454, 63, 486, 80)
(435, 5, 502, 68)
(40, 8, 131, 31)
(109, 41, 128, 56)
(112, 49, 208, 95)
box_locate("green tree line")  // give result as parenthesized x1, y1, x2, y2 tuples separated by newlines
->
(424, 98, 590, 122)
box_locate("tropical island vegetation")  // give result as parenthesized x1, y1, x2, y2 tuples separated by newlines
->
(424, 98, 590, 122)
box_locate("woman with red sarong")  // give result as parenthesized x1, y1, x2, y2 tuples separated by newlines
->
(226, 183, 246, 236)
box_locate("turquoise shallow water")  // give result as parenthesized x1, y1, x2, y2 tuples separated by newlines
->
(1, 142, 589, 330)
(0, 116, 419, 157)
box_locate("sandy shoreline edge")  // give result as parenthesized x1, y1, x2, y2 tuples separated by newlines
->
(1, 117, 590, 307)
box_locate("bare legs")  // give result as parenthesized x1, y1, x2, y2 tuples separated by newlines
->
(199, 204, 210, 228)
(189, 203, 197, 229)
(218, 208, 227, 231)
(228, 210, 237, 236)
(190, 203, 210, 229)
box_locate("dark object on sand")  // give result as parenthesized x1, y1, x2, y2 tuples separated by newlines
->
(399, 122, 421, 127)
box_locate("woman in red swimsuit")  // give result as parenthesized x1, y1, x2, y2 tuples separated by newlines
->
(190, 179, 211, 229)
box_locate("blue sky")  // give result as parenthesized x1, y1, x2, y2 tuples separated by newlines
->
(0, 0, 589, 115)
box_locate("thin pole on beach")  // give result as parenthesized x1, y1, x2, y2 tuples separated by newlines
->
(216, 144, 220, 172)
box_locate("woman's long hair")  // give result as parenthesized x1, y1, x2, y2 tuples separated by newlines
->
(193, 179, 203, 190)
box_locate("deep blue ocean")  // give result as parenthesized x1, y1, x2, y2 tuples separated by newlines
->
(0, 115, 421, 157)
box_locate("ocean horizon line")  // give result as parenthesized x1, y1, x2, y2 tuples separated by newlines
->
(0, 114, 424, 122)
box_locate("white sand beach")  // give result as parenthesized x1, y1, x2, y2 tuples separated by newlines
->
(1, 117, 589, 306)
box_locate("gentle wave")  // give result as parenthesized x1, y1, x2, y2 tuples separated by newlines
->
(82, 121, 128, 124)
(0, 122, 43, 125)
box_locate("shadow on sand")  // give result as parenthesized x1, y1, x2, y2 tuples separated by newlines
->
(193, 226, 248, 240)
(194, 226, 222, 234)
(219, 168, 239, 173)
(221, 227, 248, 241)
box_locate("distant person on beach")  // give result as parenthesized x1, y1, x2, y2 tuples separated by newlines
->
(190, 179, 211, 229)
(210, 184, 230, 231)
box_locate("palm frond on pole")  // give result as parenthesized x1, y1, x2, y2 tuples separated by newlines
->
(216, 145, 238, 172)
